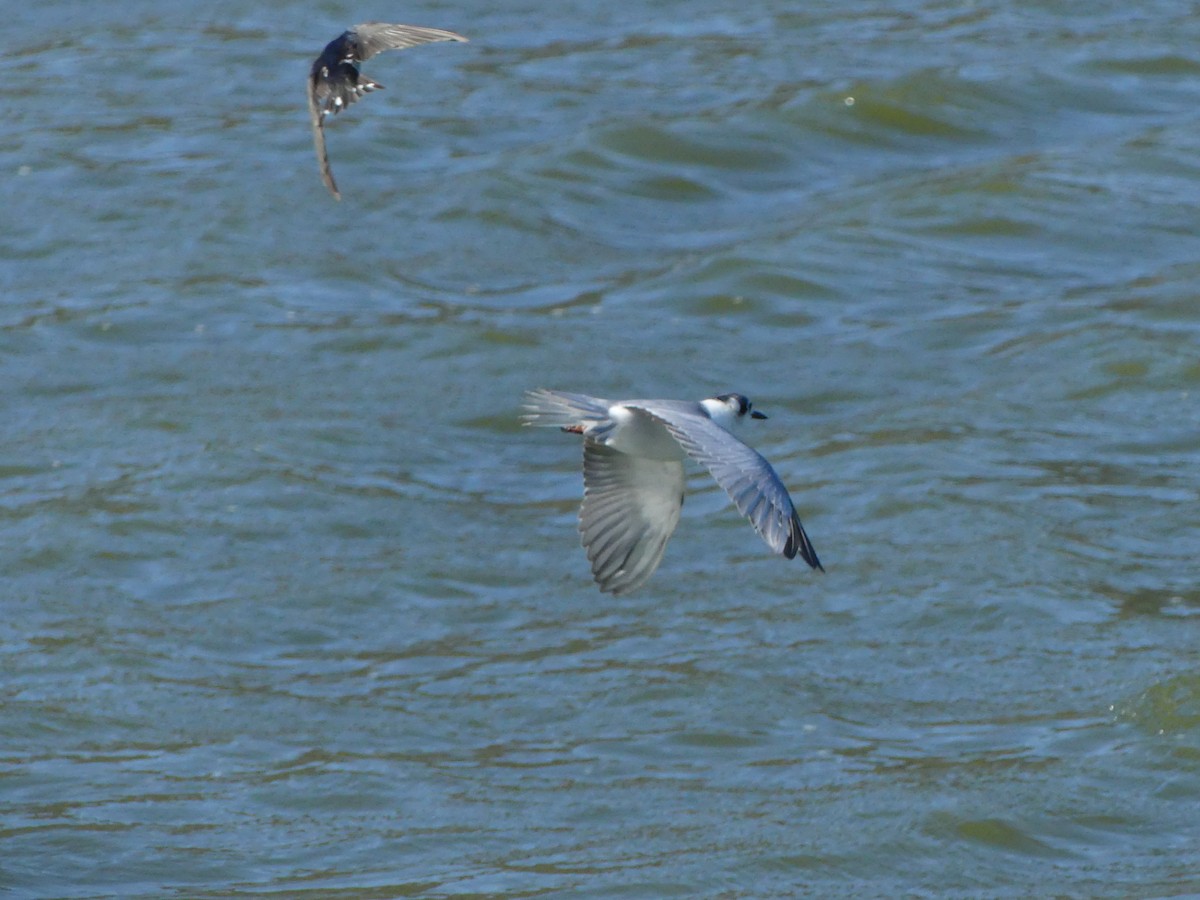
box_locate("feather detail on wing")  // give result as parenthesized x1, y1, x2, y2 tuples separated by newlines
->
(628, 404, 823, 571)
(353, 23, 469, 60)
(579, 443, 685, 595)
(306, 81, 341, 199)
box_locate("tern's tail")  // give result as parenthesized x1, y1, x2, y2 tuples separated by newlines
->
(521, 389, 612, 432)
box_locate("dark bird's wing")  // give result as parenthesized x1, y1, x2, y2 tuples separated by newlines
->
(306, 80, 341, 199)
(307, 23, 467, 200)
(627, 403, 824, 571)
(352, 23, 469, 61)
(311, 25, 467, 118)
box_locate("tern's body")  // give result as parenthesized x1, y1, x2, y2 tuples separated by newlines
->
(601, 404, 690, 459)
(522, 389, 823, 594)
(307, 22, 467, 199)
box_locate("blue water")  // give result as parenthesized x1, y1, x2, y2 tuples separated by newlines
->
(2, 0, 1199, 896)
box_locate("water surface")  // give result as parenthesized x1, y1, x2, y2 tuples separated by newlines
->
(2, 0, 1199, 896)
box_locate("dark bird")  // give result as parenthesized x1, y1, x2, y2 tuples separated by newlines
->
(307, 23, 468, 199)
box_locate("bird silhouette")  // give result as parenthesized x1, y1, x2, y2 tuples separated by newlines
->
(307, 23, 467, 199)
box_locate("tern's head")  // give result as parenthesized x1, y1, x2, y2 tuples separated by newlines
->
(704, 393, 768, 429)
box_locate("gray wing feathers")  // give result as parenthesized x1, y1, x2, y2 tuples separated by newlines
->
(306, 86, 340, 199)
(580, 443, 684, 595)
(354, 23, 469, 60)
(632, 406, 823, 570)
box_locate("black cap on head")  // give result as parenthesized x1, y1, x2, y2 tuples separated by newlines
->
(715, 392, 768, 420)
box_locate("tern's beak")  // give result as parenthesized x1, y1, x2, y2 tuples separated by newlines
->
(751, 410, 768, 420)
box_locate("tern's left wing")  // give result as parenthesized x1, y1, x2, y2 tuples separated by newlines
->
(579, 442, 685, 595)
(629, 403, 823, 570)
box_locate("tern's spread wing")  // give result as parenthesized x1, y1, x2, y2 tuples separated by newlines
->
(629, 403, 823, 570)
(353, 23, 469, 61)
(579, 442, 685, 595)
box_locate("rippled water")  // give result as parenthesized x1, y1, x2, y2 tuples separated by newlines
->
(3, 0, 1199, 896)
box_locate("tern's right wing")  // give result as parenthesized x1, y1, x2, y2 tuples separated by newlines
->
(579, 442, 685, 595)
(629, 403, 823, 571)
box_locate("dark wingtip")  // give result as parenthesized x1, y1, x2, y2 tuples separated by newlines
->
(786, 511, 824, 572)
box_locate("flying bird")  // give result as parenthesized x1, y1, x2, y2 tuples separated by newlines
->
(307, 22, 467, 199)
(522, 389, 823, 594)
